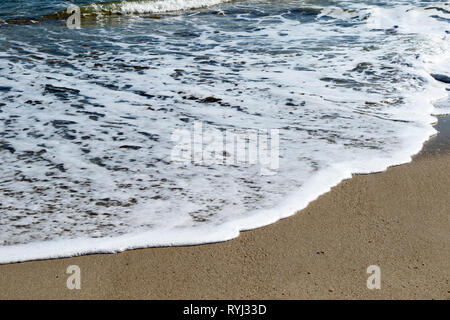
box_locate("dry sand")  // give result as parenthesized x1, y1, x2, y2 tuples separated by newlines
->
(0, 119, 449, 300)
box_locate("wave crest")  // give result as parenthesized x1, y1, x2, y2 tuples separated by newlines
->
(72, 0, 230, 17)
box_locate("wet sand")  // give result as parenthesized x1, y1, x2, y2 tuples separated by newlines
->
(0, 117, 449, 300)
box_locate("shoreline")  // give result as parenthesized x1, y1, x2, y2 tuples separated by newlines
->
(0, 116, 449, 299)
(0, 116, 444, 266)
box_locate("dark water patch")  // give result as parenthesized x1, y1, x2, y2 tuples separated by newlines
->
(425, 6, 450, 15)
(0, 141, 15, 154)
(0, 86, 12, 92)
(51, 120, 78, 128)
(320, 77, 365, 88)
(119, 145, 143, 150)
(431, 74, 450, 84)
(25, 100, 43, 105)
(420, 115, 450, 156)
(77, 111, 106, 118)
(133, 90, 156, 99)
(44, 84, 81, 100)
(200, 96, 222, 103)
(351, 62, 373, 73)
(89, 157, 106, 167)
(137, 131, 159, 141)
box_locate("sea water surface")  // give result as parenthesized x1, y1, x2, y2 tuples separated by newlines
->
(0, 0, 449, 263)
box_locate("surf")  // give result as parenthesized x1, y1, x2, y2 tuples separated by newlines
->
(0, 0, 449, 263)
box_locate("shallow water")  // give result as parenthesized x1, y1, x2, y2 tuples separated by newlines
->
(0, 0, 449, 263)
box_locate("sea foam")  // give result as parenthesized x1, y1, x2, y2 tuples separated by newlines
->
(0, 0, 449, 263)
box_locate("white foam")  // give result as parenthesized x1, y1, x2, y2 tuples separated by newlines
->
(119, 0, 231, 14)
(0, 1, 449, 264)
(82, 0, 231, 16)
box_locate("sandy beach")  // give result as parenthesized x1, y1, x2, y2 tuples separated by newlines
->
(0, 116, 449, 300)
(2, 0, 450, 301)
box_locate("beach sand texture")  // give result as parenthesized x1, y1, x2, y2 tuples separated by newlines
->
(0, 125, 448, 299)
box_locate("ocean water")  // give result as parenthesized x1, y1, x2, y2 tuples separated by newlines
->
(0, 0, 449, 264)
